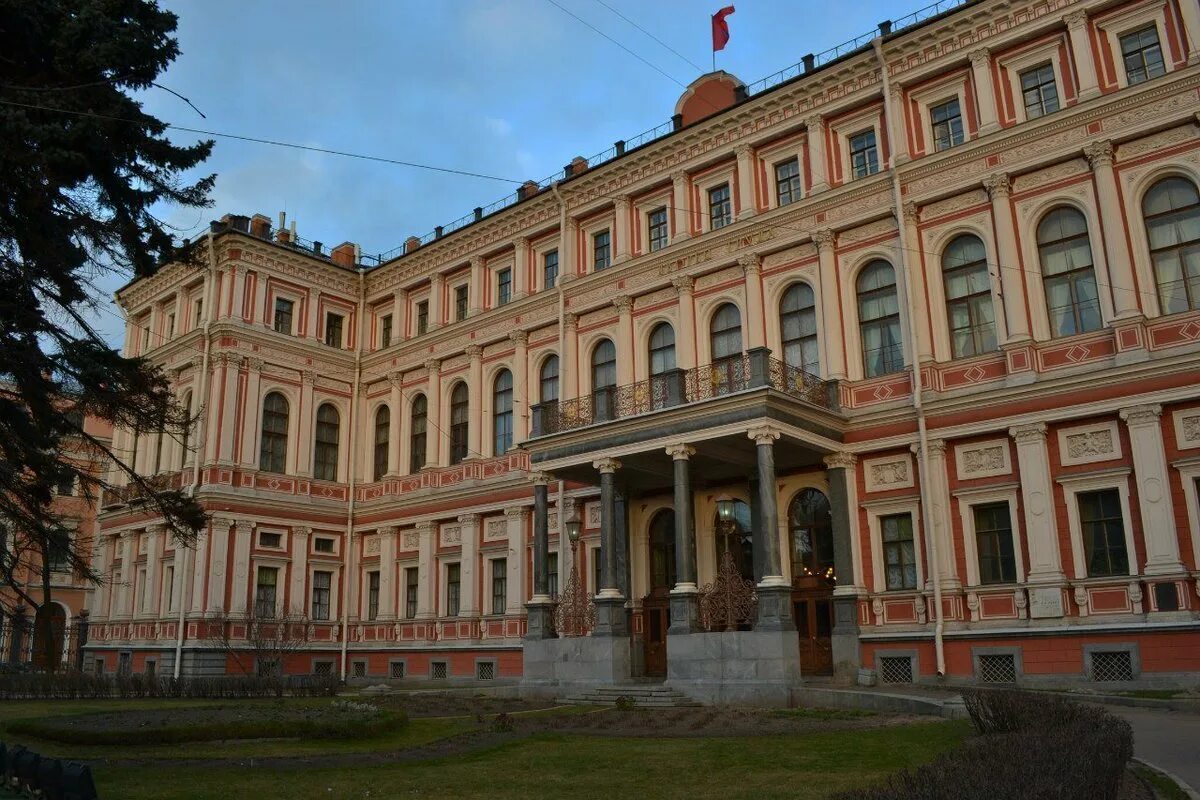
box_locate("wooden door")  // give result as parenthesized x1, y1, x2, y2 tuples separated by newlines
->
(792, 587, 834, 676)
(643, 593, 670, 677)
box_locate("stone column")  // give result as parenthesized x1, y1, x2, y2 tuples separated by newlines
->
(415, 522, 436, 619)
(814, 230, 845, 379)
(671, 171, 692, 243)
(217, 354, 239, 464)
(562, 218, 579, 279)
(207, 517, 233, 613)
(504, 508, 528, 615)
(984, 174, 1031, 342)
(1120, 405, 1184, 574)
(289, 526, 311, 616)
(466, 345, 484, 458)
(513, 237, 530, 299)
(469, 256, 485, 316)
(297, 370, 315, 477)
(526, 474, 556, 638)
(387, 372, 403, 475)
(378, 527, 397, 620)
(142, 525, 164, 617)
(457, 514, 479, 616)
(238, 357, 263, 467)
(749, 427, 793, 631)
(735, 144, 757, 220)
(429, 272, 445, 329)
(740, 254, 766, 350)
(805, 114, 829, 193)
(169, 541, 187, 617)
(510, 331, 529, 442)
(1008, 424, 1067, 587)
(391, 288, 408, 343)
(885, 84, 909, 164)
(230, 522, 253, 614)
(593, 458, 627, 636)
(614, 296, 634, 386)
(1085, 141, 1139, 319)
(899, 202, 933, 364)
(913, 440, 959, 591)
(1178, 0, 1200, 64)
(968, 48, 999, 135)
(188, 526, 208, 614)
(117, 533, 135, 617)
(1065, 10, 1100, 100)
(825, 452, 862, 678)
(425, 359, 442, 466)
(667, 444, 700, 633)
(614, 195, 632, 264)
(562, 313, 579, 401)
(673, 276, 697, 370)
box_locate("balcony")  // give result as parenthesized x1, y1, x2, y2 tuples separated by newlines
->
(529, 348, 837, 438)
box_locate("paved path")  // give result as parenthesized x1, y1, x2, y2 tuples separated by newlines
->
(1107, 706, 1200, 794)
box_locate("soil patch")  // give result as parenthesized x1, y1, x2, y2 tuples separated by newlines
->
(527, 706, 915, 738)
(358, 693, 557, 718)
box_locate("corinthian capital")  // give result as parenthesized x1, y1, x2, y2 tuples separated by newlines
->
(466, 344, 483, 360)
(671, 275, 695, 294)
(813, 229, 836, 252)
(509, 329, 529, 346)
(983, 173, 1011, 199)
(1084, 140, 1114, 170)
(612, 295, 633, 313)
(968, 48, 991, 68)
(738, 253, 762, 274)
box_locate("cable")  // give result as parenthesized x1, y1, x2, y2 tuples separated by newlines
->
(0, 99, 526, 185)
(590, 0, 706, 73)
(543, 0, 689, 89)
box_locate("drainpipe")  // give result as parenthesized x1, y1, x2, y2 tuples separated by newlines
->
(174, 230, 220, 679)
(340, 267, 367, 679)
(550, 182, 569, 566)
(873, 37, 945, 677)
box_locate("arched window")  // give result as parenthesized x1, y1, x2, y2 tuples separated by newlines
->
(648, 323, 676, 376)
(1142, 177, 1200, 314)
(493, 369, 513, 455)
(449, 383, 469, 464)
(709, 303, 743, 361)
(1037, 207, 1101, 337)
(789, 489, 834, 581)
(313, 403, 340, 481)
(648, 510, 677, 593)
(539, 355, 559, 404)
(780, 284, 819, 375)
(857, 261, 904, 378)
(591, 339, 617, 420)
(259, 392, 289, 474)
(179, 391, 193, 469)
(373, 405, 390, 481)
(942, 235, 997, 358)
(409, 394, 427, 473)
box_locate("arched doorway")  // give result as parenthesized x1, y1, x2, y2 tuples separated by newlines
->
(789, 488, 835, 675)
(642, 509, 675, 677)
(32, 604, 67, 672)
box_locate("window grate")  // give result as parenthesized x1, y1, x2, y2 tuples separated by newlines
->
(431, 661, 449, 680)
(352, 661, 366, 679)
(390, 661, 406, 679)
(879, 655, 914, 684)
(978, 654, 1017, 684)
(1091, 651, 1134, 682)
(313, 661, 333, 676)
(476, 662, 495, 681)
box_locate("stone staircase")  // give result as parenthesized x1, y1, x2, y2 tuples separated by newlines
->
(559, 685, 702, 708)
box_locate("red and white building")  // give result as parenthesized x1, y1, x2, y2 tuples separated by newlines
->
(87, 0, 1200, 692)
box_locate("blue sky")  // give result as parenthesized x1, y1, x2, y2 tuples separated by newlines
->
(98, 0, 915, 344)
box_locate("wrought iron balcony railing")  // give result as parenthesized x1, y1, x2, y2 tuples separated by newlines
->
(530, 347, 837, 438)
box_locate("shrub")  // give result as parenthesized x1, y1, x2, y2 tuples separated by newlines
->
(834, 690, 1133, 800)
(614, 695, 636, 712)
(0, 671, 338, 700)
(489, 712, 514, 733)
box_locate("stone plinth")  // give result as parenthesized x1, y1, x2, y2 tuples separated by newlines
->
(665, 629, 801, 706)
(520, 635, 631, 699)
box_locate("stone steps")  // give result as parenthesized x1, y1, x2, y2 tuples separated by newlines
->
(558, 685, 702, 708)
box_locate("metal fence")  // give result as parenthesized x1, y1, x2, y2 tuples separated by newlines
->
(0, 611, 89, 673)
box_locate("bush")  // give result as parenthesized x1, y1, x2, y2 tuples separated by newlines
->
(833, 690, 1133, 800)
(0, 671, 339, 700)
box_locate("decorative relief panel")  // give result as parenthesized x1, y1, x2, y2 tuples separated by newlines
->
(954, 439, 1012, 481)
(1011, 159, 1088, 192)
(920, 189, 989, 222)
(585, 501, 601, 529)
(364, 535, 380, 556)
(1057, 421, 1122, 467)
(762, 242, 817, 270)
(484, 517, 508, 542)
(439, 523, 462, 547)
(1172, 408, 1200, 451)
(401, 531, 420, 550)
(1116, 125, 1197, 160)
(863, 455, 914, 493)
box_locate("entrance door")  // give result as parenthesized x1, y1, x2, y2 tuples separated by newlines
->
(32, 605, 66, 672)
(788, 488, 836, 676)
(793, 590, 834, 675)
(642, 510, 675, 677)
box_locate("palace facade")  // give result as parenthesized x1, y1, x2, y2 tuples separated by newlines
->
(87, 0, 1200, 694)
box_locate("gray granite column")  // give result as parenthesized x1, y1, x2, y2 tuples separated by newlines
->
(825, 452, 861, 678)
(667, 444, 700, 634)
(749, 426, 794, 631)
(524, 472, 556, 639)
(592, 458, 627, 636)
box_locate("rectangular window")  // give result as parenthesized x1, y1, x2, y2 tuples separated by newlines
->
(1079, 489, 1129, 577)
(165, 312, 176, 340)
(416, 301, 429, 336)
(311, 570, 332, 620)
(56, 474, 75, 496)
(1020, 63, 1060, 119)
(882, 513, 917, 590)
(404, 567, 418, 619)
(164, 565, 175, 611)
(1120, 26, 1166, 85)
(973, 502, 1017, 584)
(543, 250, 559, 289)
(775, 158, 802, 206)
(193, 300, 203, 328)
(446, 563, 461, 616)
(849, 130, 880, 179)
(930, 98, 964, 151)
(548, 552, 559, 600)
(709, 183, 732, 229)
(454, 285, 468, 321)
(47, 530, 71, 572)
(314, 537, 335, 554)
(497, 268, 512, 306)
(255, 566, 278, 618)
(259, 531, 282, 549)
(380, 314, 393, 348)
(593, 230, 611, 271)
(491, 558, 507, 615)
(367, 571, 380, 621)
(648, 207, 669, 252)
(273, 298, 294, 335)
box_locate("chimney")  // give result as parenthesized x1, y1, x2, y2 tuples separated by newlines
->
(250, 214, 271, 239)
(331, 242, 357, 268)
(614, 140, 626, 155)
(570, 156, 588, 175)
(878, 19, 893, 36)
(228, 214, 250, 233)
(671, 113, 683, 131)
(405, 236, 421, 253)
(803, 53, 816, 73)
(517, 180, 540, 201)
(435, 225, 444, 239)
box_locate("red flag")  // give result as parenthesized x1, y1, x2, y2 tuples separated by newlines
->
(712, 6, 735, 52)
